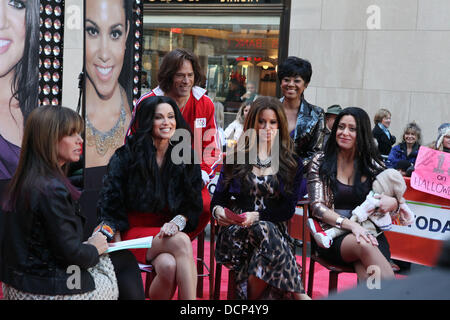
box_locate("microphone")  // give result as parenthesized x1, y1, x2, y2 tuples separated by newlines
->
(93, 222, 115, 242)
(76, 72, 84, 114)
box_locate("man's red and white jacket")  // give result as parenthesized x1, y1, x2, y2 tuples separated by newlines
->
(131, 86, 222, 184)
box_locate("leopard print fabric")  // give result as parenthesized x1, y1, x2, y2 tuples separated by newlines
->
(215, 173, 304, 299)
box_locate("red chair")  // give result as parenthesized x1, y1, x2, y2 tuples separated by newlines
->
(210, 216, 237, 300)
(288, 199, 309, 290)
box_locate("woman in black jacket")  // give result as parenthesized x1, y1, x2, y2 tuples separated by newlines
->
(97, 95, 203, 300)
(386, 122, 421, 170)
(0, 105, 143, 299)
(372, 108, 396, 160)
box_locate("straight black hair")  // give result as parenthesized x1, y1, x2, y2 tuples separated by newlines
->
(123, 95, 194, 212)
(126, 95, 191, 179)
(320, 107, 385, 199)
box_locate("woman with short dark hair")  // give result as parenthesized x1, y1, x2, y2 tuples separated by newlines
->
(277, 56, 325, 167)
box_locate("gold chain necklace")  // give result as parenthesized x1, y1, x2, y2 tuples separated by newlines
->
(86, 88, 126, 157)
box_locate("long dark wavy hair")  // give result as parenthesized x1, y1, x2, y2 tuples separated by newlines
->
(320, 107, 385, 200)
(125, 95, 192, 192)
(10, 0, 40, 122)
(222, 96, 298, 195)
(117, 0, 134, 108)
(2, 106, 84, 212)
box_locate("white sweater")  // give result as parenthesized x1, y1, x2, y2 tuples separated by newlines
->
(224, 120, 243, 141)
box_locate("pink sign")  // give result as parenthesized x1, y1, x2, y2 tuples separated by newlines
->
(411, 146, 450, 200)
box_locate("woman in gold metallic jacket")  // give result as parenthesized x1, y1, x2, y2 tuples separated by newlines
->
(307, 107, 397, 282)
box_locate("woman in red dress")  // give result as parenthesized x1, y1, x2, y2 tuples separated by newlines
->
(97, 95, 203, 300)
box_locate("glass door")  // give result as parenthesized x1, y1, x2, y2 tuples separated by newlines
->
(142, 15, 280, 112)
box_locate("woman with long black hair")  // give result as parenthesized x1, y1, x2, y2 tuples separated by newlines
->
(308, 107, 396, 281)
(84, 0, 135, 168)
(97, 95, 203, 300)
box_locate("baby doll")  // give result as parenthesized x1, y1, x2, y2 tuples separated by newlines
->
(308, 168, 415, 249)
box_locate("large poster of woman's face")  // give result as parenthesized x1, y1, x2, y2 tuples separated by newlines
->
(84, 0, 141, 169)
(0, 0, 39, 180)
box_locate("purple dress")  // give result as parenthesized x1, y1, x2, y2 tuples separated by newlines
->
(0, 133, 21, 180)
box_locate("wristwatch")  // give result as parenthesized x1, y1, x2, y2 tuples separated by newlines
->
(335, 216, 345, 229)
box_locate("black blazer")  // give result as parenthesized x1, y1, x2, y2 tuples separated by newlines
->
(1, 177, 99, 295)
(372, 124, 396, 157)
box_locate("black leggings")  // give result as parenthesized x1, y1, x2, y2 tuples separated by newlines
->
(109, 250, 145, 300)
(316, 231, 391, 266)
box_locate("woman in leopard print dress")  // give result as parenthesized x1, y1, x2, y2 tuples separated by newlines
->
(211, 96, 310, 300)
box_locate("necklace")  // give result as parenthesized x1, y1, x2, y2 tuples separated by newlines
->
(86, 88, 127, 157)
(255, 155, 272, 168)
(176, 95, 190, 114)
(172, 95, 191, 114)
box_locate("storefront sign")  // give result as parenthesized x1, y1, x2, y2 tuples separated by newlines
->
(236, 57, 263, 62)
(411, 146, 450, 200)
(228, 39, 278, 51)
(229, 39, 263, 49)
